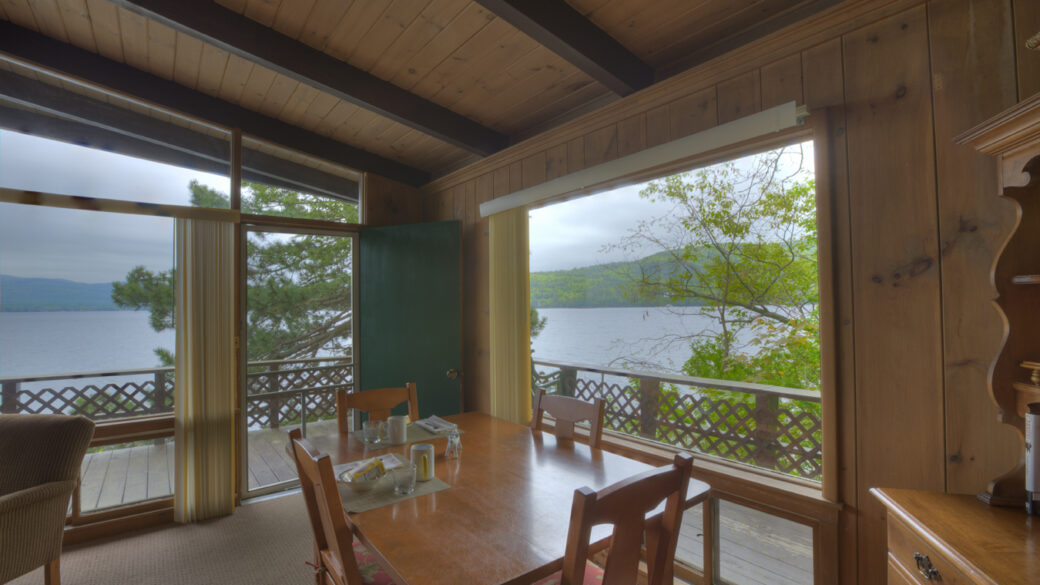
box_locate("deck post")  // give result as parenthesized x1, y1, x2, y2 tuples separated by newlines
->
(1, 380, 18, 413)
(268, 363, 281, 429)
(752, 394, 781, 471)
(638, 377, 661, 439)
(152, 370, 169, 414)
(558, 366, 577, 397)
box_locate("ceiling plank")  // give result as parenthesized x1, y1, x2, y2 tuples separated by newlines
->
(472, 0, 654, 96)
(107, 0, 508, 155)
(658, 0, 845, 79)
(0, 71, 360, 201)
(0, 20, 429, 185)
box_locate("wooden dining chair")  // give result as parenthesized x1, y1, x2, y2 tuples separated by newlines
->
(287, 429, 396, 585)
(336, 383, 419, 434)
(534, 452, 694, 585)
(531, 389, 606, 448)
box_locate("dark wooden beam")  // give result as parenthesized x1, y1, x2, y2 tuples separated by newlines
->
(109, 0, 508, 156)
(472, 0, 654, 96)
(0, 21, 428, 186)
(0, 73, 360, 202)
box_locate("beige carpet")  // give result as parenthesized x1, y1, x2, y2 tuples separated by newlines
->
(10, 493, 316, 585)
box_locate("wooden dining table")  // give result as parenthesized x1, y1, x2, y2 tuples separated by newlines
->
(306, 411, 711, 585)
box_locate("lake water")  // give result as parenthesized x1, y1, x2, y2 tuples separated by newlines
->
(0, 310, 175, 379)
(532, 306, 743, 374)
(1, 307, 723, 381)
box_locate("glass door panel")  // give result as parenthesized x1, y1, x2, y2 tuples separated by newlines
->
(242, 226, 355, 496)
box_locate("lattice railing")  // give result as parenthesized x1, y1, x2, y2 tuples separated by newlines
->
(532, 359, 823, 480)
(0, 357, 353, 430)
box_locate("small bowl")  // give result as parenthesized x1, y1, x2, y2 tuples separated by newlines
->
(338, 470, 385, 493)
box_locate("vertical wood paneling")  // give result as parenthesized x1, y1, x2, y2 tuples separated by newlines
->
(668, 87, 718, 140)
(804, 34, 858, 585)
(761, 53, 804, 108)
(364, 173, 423, 227)
(521, 151, 547, 189)
(716, 70, 762, 123)
(645, 104, 670, 147)
(465, 171, 494, 414)
(803, 39, 846, 109)
(929, 0, 1022, 497)
(546, 143, 568, 181)
(583, 125, 618, 167)
(508, 161, 523, 193)
(617, 113, 646, 157)
(843, 8, 943, 584)
(1013, 0, 1040, 99)
(566, 137, 585, 173)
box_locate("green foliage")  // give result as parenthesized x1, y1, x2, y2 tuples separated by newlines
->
(112, 180, 358, 364)
(530, 251, 714, 308)
(613, 143, 821, 391)
(530, 306, 547, 339)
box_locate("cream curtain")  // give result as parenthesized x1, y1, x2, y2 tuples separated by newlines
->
(488, 206, 532, 424)
(173, 217, 237, 523)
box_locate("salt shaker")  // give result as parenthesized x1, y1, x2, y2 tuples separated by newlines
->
(445, 428, 461, 459)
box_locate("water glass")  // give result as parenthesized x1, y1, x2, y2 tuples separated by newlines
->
(445, 429, 461, 459)
(362, 420, 381, 444)
(391, 462, 417, 495)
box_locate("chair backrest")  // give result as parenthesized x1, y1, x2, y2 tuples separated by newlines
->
(288, 428, 363, 585)
(0, 414, 95, 494)
(336, 383, 419, 433)
(531, 390, 605, 448)
(562, 452, 693, 585)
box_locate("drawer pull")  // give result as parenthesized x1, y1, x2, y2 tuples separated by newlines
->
(913, 553, 942, 581)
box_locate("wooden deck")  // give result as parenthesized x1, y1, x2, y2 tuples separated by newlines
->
(80, 421, 811, 584)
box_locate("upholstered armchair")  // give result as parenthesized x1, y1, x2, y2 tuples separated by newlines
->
(0, 414, 95, 585)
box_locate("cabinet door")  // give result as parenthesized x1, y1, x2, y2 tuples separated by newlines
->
(359, 221, 461, 417)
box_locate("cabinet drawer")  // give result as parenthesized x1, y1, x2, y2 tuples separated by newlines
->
(888, 554, 918, 585)
(887, 515, 971, 584)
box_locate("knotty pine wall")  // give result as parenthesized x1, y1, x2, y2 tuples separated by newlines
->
(368, 1, 1040, 582)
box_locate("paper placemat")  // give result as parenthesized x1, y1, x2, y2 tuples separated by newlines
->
(335, 453, 451, 514)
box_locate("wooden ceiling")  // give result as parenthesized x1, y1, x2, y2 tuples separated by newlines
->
(0, 0, 834, 186)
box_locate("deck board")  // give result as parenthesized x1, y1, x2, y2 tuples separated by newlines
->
(77, 420, 812, 584)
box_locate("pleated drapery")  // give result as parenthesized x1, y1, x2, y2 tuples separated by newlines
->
(173, 217, 236, 523)
(488, 206, 532, 425)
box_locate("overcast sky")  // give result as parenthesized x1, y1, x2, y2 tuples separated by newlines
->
(0, 130, 229, 283)
(529, 140, 814, 272)
(1, 129, 813, 282)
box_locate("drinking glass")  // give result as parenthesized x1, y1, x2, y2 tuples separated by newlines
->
(391, 462, 417, 495)
(362, 420, 381, 444)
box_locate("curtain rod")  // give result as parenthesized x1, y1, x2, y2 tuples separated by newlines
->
(480, 101, 809, 218)
(0, 187, 240, 222)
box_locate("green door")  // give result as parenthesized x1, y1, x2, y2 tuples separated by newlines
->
(359, 221, 461, 418)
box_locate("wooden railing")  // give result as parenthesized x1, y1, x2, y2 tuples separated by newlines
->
(0, 356, 353, 430)
(532, 359, 823, 480)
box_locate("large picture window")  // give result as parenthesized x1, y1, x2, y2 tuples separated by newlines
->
(530, 139, 821, 479)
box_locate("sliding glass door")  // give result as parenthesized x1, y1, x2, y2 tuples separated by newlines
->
(241, 225, 356, 496)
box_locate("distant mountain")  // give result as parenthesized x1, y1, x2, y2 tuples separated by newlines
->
(531, 250, 715, 308)
(0, 275, 119, 311)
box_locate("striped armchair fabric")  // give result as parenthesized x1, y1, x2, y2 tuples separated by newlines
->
(0, 414, 95, 585)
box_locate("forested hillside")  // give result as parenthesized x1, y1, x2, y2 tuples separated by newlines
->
(530, 250, 712, 308)
(0, 275, 118, 311)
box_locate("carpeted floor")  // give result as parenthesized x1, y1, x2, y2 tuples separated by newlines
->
(10, 493, 316, 585)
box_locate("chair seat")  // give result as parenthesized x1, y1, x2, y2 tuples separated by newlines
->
(353, 539, 396, 585)
(531, 560, 605, 585)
